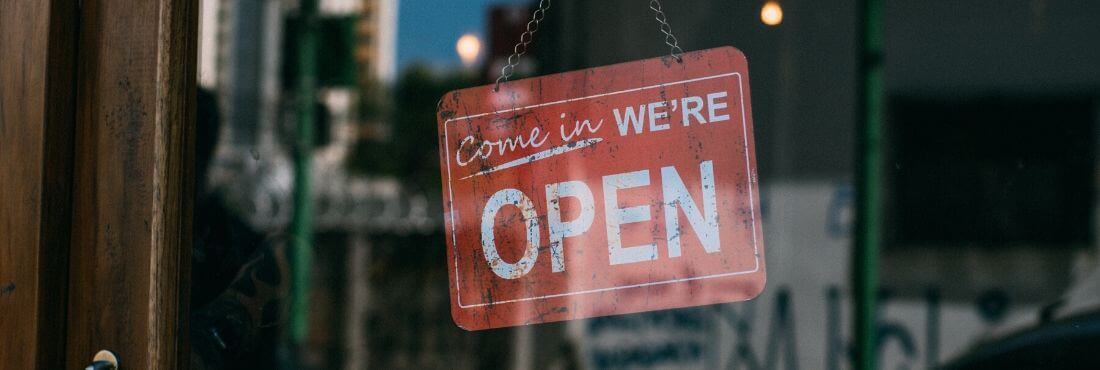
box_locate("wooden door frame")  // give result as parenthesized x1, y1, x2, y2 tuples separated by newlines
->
(0, 0, 79, 368)
(1, 0, 198, 368)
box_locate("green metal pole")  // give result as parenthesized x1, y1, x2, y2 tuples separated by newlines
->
(855, 0, 883, 369)
(290, 0, 318, 349)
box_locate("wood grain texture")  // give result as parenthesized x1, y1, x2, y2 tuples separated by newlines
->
(0, 0, 78, 368)
(65, 0, 197, 367)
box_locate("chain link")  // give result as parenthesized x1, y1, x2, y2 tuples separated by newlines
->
(649, 0, 684, 62)
(493, 0, 686, 92)
(494, 0, 552, 91)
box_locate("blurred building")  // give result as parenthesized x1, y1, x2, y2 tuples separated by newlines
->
(195, 0, 425, 234)
(355, 0, 399, 84)
(195, 1, 500, 368)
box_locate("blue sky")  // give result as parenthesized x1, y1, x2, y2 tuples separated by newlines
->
(397, 0, 531, 73)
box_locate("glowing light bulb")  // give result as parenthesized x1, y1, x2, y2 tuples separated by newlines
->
(761, 1, 783, 26)
(456, 33, 482, 67)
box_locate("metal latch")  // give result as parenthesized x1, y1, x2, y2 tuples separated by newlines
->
(85, 350, 119, 370)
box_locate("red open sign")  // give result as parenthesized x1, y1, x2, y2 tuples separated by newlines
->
(437, 46, 765, 330)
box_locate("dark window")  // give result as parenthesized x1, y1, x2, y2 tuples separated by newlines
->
(887, 97, 1095, 248)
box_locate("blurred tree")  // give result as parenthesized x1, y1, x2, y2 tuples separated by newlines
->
(348, 65, 478, 189)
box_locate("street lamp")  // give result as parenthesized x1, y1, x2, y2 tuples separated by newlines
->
(456, 33, 482, 68)
(761, 1, 783, 26)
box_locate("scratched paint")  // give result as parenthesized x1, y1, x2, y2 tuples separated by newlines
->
(437, 46, 766, 330)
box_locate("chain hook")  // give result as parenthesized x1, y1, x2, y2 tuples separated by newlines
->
(649, 0, 684, 62)
(495, 0, 552, 92)
(493, 0, 686, 92)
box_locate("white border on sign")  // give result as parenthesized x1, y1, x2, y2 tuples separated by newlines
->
(444, 72, 760, 308)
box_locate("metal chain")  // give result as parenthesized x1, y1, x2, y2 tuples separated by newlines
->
(495, 0, 551, 91)
(649, 0, 684, 62)
(493, 0, 686, 92)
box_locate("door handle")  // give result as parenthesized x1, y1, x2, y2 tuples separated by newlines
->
(85, 350, 119, 370)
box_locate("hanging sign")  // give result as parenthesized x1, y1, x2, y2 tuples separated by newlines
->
(437, 46, 765, 330)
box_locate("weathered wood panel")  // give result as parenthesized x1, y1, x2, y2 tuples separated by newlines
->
(0, 0, 78, 368)
(64, 0, 198, 367)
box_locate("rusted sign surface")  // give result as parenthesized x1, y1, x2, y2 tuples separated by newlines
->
(437, 46, 765, 330)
